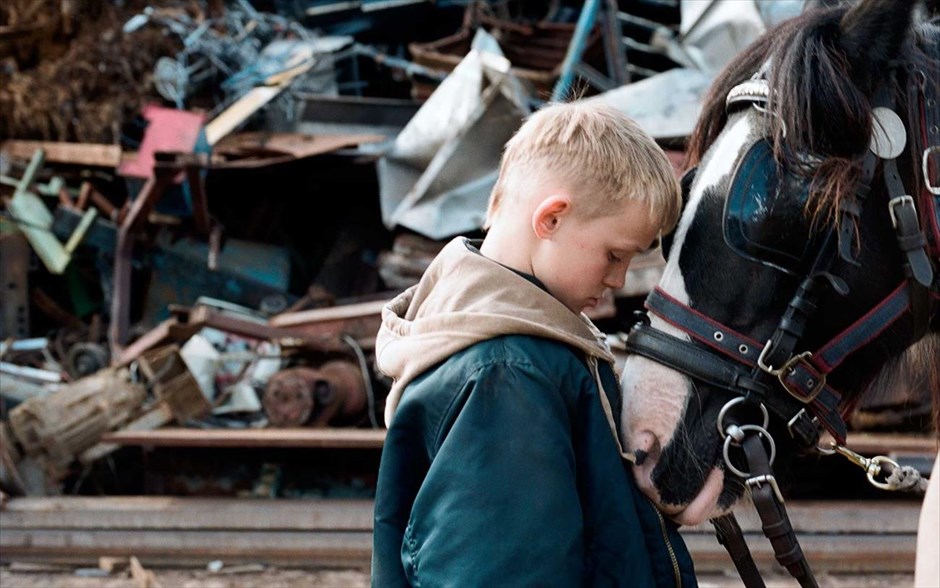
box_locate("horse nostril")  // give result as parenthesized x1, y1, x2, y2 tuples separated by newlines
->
(632, 430, 661, 464)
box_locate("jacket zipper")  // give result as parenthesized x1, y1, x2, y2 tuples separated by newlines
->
(650, 498, 681, 588)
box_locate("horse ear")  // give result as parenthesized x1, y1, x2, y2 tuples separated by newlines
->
(838, 0, 917, 92)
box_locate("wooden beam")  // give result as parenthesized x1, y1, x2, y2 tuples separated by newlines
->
(0, 497, 919, 534)
(100, 427, 386, 449)
(841, 432, 938, 456)
(0, 497, 922, 572)
(270, 299, 387, 327)
(268, 299, 385, 347)
(97, 428, 936, 457)
(0, 140, 122, 168)
(0, 529, 373, 568)
(204, 60, 315, 146)
(0, 497, 374, 531)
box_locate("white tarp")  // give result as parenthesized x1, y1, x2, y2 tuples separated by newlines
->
(377, 28, 531, 240)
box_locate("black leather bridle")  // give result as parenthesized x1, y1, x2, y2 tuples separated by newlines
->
(624, 62, 939, 588)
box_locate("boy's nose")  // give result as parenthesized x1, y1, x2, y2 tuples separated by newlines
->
(604, 268, 626, 290)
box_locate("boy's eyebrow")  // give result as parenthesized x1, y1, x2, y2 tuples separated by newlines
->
(611, 242, 652, 255)
(616, 238, 659, 254)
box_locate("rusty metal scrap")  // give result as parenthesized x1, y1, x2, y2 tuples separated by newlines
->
(262, 360, 367, 428)
(0, 2, 181, 143)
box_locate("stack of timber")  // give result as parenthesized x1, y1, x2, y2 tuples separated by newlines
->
(0, 496, 925, 573)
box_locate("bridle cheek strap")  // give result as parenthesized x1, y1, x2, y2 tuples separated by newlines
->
(642, 288, 846, 444)
(640, 281, 922, 446)
(742, 434, 818, 588)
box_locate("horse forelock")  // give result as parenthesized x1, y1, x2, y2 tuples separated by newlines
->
(687, 4, 934, 233)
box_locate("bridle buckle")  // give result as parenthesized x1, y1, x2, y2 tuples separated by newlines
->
(888, 194, 916, 228)
(777, 351, 826, 403)
(759, 344, 826, 403)
(923, 145, 940, 196)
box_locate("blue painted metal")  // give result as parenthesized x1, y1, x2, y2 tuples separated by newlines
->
(551, 0, 602, 102)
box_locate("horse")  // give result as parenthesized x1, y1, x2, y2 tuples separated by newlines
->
(618, 0, 939, 584)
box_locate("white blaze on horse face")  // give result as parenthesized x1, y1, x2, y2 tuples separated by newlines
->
(620, 113, 758, 507)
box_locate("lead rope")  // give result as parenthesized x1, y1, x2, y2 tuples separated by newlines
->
(713, 436, 930, 588)
(819, 443, 930, 494)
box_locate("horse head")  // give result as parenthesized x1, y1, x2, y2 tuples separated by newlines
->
(620, 0, 939, 526)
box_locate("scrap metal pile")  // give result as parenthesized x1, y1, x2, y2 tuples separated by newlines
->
(0, 0, 931, 501)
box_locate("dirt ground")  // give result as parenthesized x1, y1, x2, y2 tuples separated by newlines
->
(0, 566, 916, 587)
(0, 566, 370, 588)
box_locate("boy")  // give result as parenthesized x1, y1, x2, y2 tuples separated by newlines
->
(371, 100, 696, 587)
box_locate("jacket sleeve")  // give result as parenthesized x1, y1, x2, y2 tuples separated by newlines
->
(402, 359, 584, 588)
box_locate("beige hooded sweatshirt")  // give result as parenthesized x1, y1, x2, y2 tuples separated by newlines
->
(376, 236, 617, 427)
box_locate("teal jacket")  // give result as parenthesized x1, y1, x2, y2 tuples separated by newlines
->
(372, 238, 697, 587)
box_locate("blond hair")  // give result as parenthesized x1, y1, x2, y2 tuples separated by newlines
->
(484, 101, 681, 233)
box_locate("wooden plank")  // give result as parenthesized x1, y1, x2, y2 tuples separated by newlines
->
(267, 300, 385, 348)
(100, 427, 386, 449)
(681, 500, 921, 535)
(99, 427, 935, 457)
(204, 59, 315, 147)
(0, 140, 122, 168)
(0, 529, 372, 567)
(0, 529, 915, 572)
(205, 87, 284, 146)
(0, 497, 921, 572)
(0, 497, 919, 534)
(211, 132, 385, 169)
(270, 299, 387, 327)
(682, 533, 917, 574)
(0, 497, 374, 531)
(185, 305, 347, 353)
(841, 432, 938, 456)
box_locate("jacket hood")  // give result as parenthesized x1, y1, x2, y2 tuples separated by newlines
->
(376, 237, 615, 425)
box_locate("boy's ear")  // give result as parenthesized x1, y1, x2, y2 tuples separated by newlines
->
(532, 195, 571, 238)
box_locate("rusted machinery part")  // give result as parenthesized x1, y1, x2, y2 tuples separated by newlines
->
(262, 367, 317, 428)
(315, 360, 367, 419)
(64, 342, 110, 379)
(262, 360, 367, 428)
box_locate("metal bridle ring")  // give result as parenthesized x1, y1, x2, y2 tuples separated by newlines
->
(867, 455, 902, 490)
(722, 424, 777, 478)
(717, 397, 770, 439)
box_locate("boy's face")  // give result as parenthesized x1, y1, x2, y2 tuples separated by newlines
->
(533, 198, 660, 314)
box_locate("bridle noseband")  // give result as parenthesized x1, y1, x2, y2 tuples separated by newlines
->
(625, 65, 939, 588)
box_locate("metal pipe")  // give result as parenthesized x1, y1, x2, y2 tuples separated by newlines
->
(551, 0, 602, 102)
